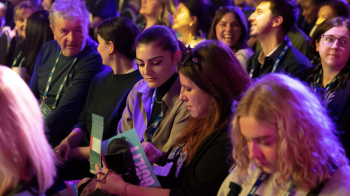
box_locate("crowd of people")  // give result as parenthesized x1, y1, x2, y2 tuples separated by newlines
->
(1, 0, 350, 195)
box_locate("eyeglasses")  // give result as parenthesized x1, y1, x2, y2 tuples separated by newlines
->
(321, 34, 350, 48)
(181, 46, 201, 65)
(96, 170, 117, 182)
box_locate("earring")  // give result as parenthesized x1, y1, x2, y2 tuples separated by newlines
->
(190, 23, 192, 27)
(210, 97, 215, 109)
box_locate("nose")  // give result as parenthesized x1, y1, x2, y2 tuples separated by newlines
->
(66, 31, 74, 42)
(144, 63, 153, 75)
(248, 142, 262, 160)
(179, 87, 187, 102)
(302, 9, 306, 17)
(248, 13, 255, 22)
(331, 39, 340, 49)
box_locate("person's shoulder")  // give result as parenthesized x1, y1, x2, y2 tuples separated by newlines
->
(287, 46, 312, 66)
(321, 165, 350, 195)
(93, 67, 113, 80)
(295, 66, 316, 81)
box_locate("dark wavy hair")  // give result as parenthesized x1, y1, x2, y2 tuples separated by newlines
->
(96, 16, 140, 60)
(208, 6, 249, 51)
(23, 10, 53, 76)
(175, 40, 251, 165)
(308, 17, 350, 92)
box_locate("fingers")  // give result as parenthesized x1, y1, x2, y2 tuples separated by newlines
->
(95, 163, 101, 173)
(77, 177, 90, 189)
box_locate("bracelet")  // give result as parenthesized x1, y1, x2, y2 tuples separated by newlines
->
(123, 183, 130, 196)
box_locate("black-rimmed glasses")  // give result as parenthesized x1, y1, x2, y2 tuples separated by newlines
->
(96, 170, 117, 182)
(321, 34, 350, 48)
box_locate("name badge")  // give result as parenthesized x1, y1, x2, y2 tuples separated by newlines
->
(40, 101, 52, 119)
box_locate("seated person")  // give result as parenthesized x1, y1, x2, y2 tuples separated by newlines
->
(0, 66, 56, 196)
(92, 40, 251, 196)
(218, 73, 350, 195)
(29, 0, 104, 147)
(297, 17, 350, 158)
(136, 0, 173, 31)
(247, 0, 311, 78)
(208, 6, 254, 69)
(172, 0, 209, 47)
(4, 1, 38, 68)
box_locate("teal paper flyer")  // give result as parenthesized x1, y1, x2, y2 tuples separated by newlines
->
(101, 128, 161, 188)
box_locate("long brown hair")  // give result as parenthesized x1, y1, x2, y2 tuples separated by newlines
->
(175, 40, 251, 165)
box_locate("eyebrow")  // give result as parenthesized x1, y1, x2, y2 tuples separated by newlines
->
(244, 135, 272, 140)
(136, 56, 163, 62)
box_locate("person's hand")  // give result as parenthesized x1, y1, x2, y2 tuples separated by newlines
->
(95, 164, 126, 195)
(142, 142, 162, 163)
(76, 177, 97, 196)
(53, 139, 71, 164)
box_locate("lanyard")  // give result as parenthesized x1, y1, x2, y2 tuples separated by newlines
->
(313, 69, 339, 93)
(250, 41, 291, 78)
(248, 172, 295, 196)
(143, 89, 163, 142)
(11, 50, 25, 68)
(42, 51, 78, 109)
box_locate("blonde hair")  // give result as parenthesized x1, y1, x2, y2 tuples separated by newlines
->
(14, 1, 39, 20)
(232, 73, 348, 191)
(139, 0, 173, 28)
(0, 66, 56, 195)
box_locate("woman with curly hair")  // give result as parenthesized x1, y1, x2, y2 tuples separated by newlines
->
(298, 16, 350, 158)
(218, 73, 350, 196)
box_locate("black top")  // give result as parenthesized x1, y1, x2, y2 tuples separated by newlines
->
(29, 38, 104, 146)
(148, 73, 179, 126)
(158, 127, 233, 196)
(297, 66, 350, 158)
(247, 38, 311, 78)
(74, 68, 143, 146)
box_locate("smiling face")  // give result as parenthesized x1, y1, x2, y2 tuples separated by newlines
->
(172, 3, 193, 32)
(316, 26, 350, 71)
(14, 8, 34, 38)
(139, 0, 160, 17)
(239, 116, 279, 174)
(248, 1, 274, 39)
(179, 73, 213, 118)
(136, 43, 179, 88)
(215, 12, 242, 48)
(50, 18, 87, 57)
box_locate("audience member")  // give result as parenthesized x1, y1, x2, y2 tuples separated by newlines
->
(297, 17, 350, 158)
(4, 1, 38, 68)
(22, 10, 53, 77)
(92, 40, 251, 196)
(41, 0, 54, 11)
(49, 16, 143, 195)
(299, 0, 330, 36)
(0, 66, 56, 196)
(117, 25, 190, 152)
(218, 73, 350, 195)
(316, 0, 350, 28)
(208, 6, 253, 69)
(172, 0, 210, 47)
(136, 0, 173, 31)
(247, 0, 311, 78)
(29, 0, 104, 147)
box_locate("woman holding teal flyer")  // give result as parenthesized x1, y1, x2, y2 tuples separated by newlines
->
(93, 40, 251, 196)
